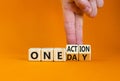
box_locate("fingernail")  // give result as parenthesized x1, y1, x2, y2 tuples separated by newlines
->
(84, 7, 91, 13)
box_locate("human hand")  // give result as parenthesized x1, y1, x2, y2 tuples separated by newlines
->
(62, 0, 104, 44)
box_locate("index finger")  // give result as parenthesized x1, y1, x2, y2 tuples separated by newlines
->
(63, 9, 76, 44)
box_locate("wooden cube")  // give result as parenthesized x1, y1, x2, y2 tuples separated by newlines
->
(78, 45, 91, 61)
(41, 48, 54, 62)
(28, 48, 41, 61)
(54, 48, 66, 61)
(66, 44, 79, 61)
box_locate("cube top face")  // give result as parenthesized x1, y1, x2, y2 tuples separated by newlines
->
(54, 48, 66, 61)
(54, 48, 66, 52)
(29, 48, 41, 51)
(66, 45, 78, 54)
(78, 45, 91, 54)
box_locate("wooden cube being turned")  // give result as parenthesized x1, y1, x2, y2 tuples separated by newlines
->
(54, 48, 66, 62)
(78, 45, 91, 61)
(66, 45, 79, 61)
(28, 48, 41, 61)
(41, 48, 54, 62)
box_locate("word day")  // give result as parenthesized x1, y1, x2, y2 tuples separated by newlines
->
(28, 45, 91, 62)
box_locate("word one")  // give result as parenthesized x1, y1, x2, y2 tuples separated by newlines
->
(28, 45, 91, 62)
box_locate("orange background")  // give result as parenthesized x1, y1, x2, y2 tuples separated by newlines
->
(0, 0, 120, 81)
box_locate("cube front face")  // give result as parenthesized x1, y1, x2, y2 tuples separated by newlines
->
(66, 54, 79, 61)
(79, 54, 91, 61)
(54, 48, 66, 61)
(41, 48, 54, 62)
(28, 48, 41, 61)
